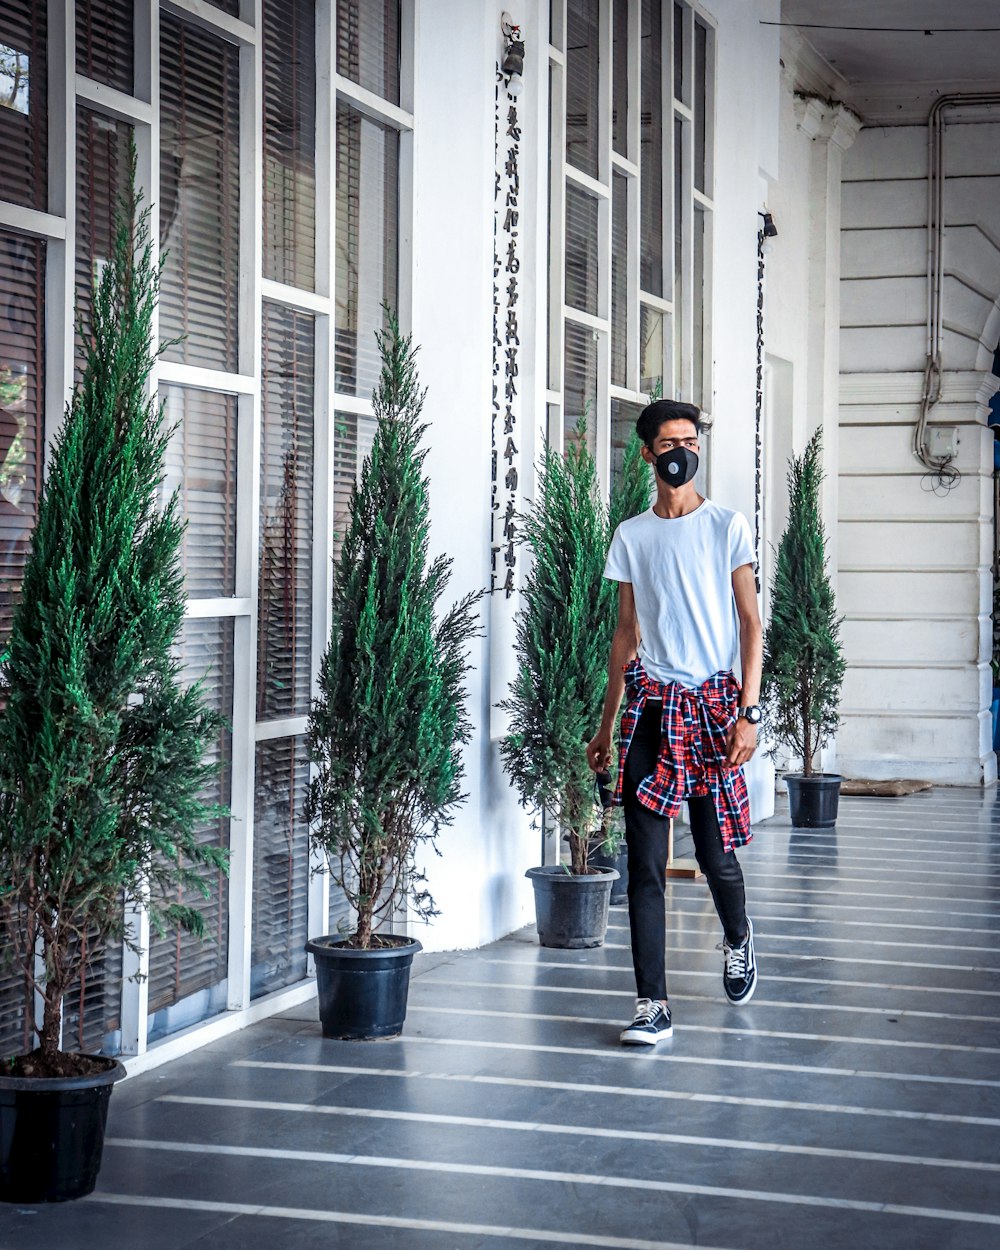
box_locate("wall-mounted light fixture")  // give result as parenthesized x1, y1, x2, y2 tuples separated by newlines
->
(758, 209, 778, 254)
(501, 12, 525, 97)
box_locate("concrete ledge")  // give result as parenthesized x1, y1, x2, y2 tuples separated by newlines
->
(837, 753, 998, 787)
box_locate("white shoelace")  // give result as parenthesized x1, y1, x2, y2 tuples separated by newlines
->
(633, 997, 660, 1023)
(721, 938, 747, 980)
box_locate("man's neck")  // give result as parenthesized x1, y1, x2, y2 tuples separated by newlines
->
(652, 484, 704, 519)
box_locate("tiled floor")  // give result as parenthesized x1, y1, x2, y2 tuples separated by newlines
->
(2, 789, 1000, 1249)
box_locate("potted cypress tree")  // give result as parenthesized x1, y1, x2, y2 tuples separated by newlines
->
(761, 428, 846, 827)
(0, 164, 227, 1202)
(500, 422, 650, 948)
(304, 310, 480, 1040)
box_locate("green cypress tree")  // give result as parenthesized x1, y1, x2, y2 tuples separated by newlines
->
(610, 430, 653, 534)
(0, 159, 227, 1074)
(305, 311, 480, 950)
(761, 428, 845, 775)
(501, 419, 638, 874)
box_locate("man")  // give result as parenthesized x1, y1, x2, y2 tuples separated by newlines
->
(587, 399, 762, 1044)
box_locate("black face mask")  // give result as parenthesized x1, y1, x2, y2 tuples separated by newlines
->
(656, 447, 699, 487)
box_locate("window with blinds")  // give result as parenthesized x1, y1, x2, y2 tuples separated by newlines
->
(335, 102, 399, 398)
(76, 0, 133, 94)
(565, 0, 599, 178)
(251, 736, 310, 998)
(146, 617, 234, 1038)
(0, 919, 30, 1059)
(565, 319, 598, 457)
(163, 387, 238, 599)
(159, 13, 241, 371)
(61, 926, 123, 1057)
(612, 0, 628, 156)
(611, 172, 628, 387)
(0, 0, 46, 211)
(565, 183, 599, 317)
(336, 0, 401, 106)
(75, 107, 132, 379)
(258, 303, 314, 720)
(0, 228, 43, 646)
(263, 0, 316, 291)
(640, 0, 664, 299)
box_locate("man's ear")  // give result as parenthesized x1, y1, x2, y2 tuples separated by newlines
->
(640, 444, 655, 464)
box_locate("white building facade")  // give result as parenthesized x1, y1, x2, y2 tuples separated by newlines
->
(0, 0, 995, 1069)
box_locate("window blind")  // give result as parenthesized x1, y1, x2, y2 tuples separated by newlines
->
(263, 0, 317, 291)
(162, 387, 238, 599)
(146, 617, 233, 1027)
(75, 107, 132, 380)
(565, 182, 599, 316)
(336, 0, 400, 106)
(258, 303, 314, 721)
(0, 228, 42, 646)
(76, 0, 133, 94)
(640, 0, 664, 297)
(564, 318, 598, 456)
(0, 0, 46, 211)
(334, 103, 399, 398)
(611, 172, 628, 387)
(159, 13, 240, 371)
(251, 736, 310, 998)
(565, 0, 599, 178)
(612, 0, 629, 156)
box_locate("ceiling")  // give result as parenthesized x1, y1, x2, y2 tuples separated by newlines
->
(781, 0, 1000, 118)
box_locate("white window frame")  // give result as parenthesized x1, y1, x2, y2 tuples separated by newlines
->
(0, 0, 414, 1071)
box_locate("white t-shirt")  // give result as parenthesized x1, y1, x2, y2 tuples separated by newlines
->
(604, 499, 755, 689)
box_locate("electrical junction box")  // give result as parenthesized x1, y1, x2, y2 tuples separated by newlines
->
(925, 425, 959, 460)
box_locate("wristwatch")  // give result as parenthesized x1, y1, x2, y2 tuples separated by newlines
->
(737, 705, 762, 725)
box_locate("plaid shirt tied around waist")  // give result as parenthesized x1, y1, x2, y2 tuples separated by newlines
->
(613, 659, 752, 852)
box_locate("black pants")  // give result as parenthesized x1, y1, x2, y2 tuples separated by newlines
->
(623, 702, 748, 1001)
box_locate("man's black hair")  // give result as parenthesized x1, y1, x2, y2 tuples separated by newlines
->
(636, 399, 702, 449)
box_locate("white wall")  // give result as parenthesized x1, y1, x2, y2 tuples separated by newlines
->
(837, 118, 1000, 785)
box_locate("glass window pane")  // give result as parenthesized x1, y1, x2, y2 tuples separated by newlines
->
(611, 397, 648, 490)
(335, 103, 399, 398)
(75, 108, 132, 379)
(612, 0, 628, 156)
(259, 303, 314, 720)
(206, 0, 240, 14)
(159, 14, 241, 371)
(76, 0, 133, 93)
(337, 0, 401, 106)
(640, 304, 664, 396)
(0, 1, 47, 211)
(0, 229, 43, 646)
(640, 0, 663, 297)
(611, 172, 628, 387)
(565, 183, 598, 316)
(263, 0, 317, 291)
(147, 616, 234, 1039)
(695, 19, 708, 194)
(333, 408, 376, 562)
(564, 319, 598, 457)
(252, 736, 311, 998)
(565, 0, 599, 178)
(674, 115, 684, 388)
(694, 205, 706, 409)
(673, 1, 685, 103)
(163, 388, 238, 599)
(62, 929, 122, 1056)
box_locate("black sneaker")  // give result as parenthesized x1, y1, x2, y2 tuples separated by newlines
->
(620, 998, 673, 1044)
(722, 917, 757, 1005)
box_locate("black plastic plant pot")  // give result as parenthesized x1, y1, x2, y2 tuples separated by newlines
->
(525, 864, 619, 949)
(785, 773, 843, 829)
(0, 1058, 126, 1203)
(305, 936, 422, 1040)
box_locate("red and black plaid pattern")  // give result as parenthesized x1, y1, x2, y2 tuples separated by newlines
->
(613, 659, 752, 852)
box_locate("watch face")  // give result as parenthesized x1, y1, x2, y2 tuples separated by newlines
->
(743, 706, 762, 724)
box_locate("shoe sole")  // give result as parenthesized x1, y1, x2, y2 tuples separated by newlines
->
(620, 1026, 673, 1044)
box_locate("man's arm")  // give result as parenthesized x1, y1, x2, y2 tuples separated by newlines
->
(586, 582, 639, 773)
(726, 562, 762, 768)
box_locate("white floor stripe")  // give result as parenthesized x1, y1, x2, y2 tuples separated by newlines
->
(235, 1060, 1000, 1127)
(681, 880, 1000, 908)
(87, 1191, 715, 1250)
(451, 972, 1000, 1027)
(153, 1094, 1000, 1174)
(101, 1137, 1000, 1227)
(405, 1002, 1000, 1056)
(575, 935, 1000, 980)
(741, 868, 1000, 892)
(660, 895, 998, 924)
(377, 1032, 1000, 1090)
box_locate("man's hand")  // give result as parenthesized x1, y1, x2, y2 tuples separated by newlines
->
(725, 717, 757, 768)
(587, 729, 613, 774)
